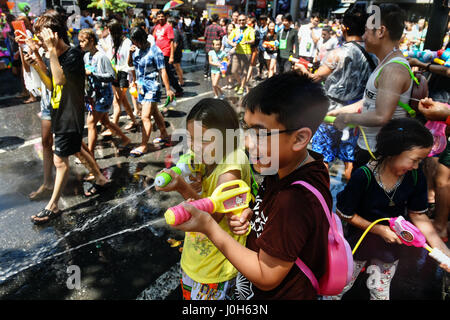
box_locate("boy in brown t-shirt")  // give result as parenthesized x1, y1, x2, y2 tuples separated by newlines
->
(173, 72, 331, 299)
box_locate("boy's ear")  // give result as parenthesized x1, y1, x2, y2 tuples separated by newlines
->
(291, 127, 312, 152)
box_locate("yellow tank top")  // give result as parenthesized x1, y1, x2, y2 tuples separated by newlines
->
(180, 148, 251, 284)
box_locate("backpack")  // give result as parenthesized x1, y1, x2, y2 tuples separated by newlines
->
(291, 181, 353, 296)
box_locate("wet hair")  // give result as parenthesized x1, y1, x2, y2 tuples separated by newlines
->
(186, 98, 240, 156)
(33, 9, 70, 45)
(129, 27, 148, 45)
(79, 28, 97, 45)
(342, 8, 368, 37)
(374, 118, 433, 165)
(379, 3, 406, 41)
(242, 72, 329, 134)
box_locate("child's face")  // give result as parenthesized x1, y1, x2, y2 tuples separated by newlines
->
(78, 34, 92, 52)
(187, 120, 217, 165)
(243, 109, 300, 175)
(387, 147, 431, 176)
(213, 40, 221, 51)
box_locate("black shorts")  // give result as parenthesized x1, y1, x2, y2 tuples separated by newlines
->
(54, 132, 82, 157)
(439, 143, 450, 167)
(112, 71, 129, 88)
(174, 51, 182, 64)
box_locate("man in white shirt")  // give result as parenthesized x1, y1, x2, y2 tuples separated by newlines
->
(297, 13, 322, 62)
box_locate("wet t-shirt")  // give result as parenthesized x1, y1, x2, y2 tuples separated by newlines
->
(234, 151, 330, 300)
(323, 41, 377, 111)
(50, 46, 85, 134)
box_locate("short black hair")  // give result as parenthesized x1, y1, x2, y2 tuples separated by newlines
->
(374, 118, 433, 165)
(242, 72, 329, 134)
(130, 26, 148, 45)
(342, 7, 368, 37)
(157, 10, 166, 17)
(379, 3, 406, 41)
(211, 13, 219, 23)
(282, 13, 292, 22)
(311, 12, 320, 19)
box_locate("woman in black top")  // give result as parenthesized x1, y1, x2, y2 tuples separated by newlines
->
(263, 22, 278, 78)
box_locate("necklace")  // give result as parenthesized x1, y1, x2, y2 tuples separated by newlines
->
(378, 47, 399, 68)
(373, 166, 404, 207)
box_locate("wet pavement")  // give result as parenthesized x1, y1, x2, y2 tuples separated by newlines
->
(0, 57, 448, 300)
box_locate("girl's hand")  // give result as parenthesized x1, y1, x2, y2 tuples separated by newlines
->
(439, 262, 450, 273)
(375, 225, 403, 245)
(40, 28, 59, 51)
(129, 45, 137, 53)
(85, 69, 92, 76)
(155, 168, 185, 193)
(227, 207, 253, 236)
(173, 202, 214, 235)
(166, 88, 175, 101)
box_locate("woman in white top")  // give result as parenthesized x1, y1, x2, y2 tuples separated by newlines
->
(103, 20, 138, 136)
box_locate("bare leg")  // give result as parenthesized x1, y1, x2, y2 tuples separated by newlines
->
(29, 119, 54, 199)
(344, 162, 353, 181)
(132, 102, 152, 154)
(75, 146, 108, 186)
(174, 63, 184, 86)
(86, 111, 102, 157)
(150, 102, 169, 139)
(112, 86, 122, 125)
(433, 162, 450, 239)
(119, 87, 137, 128)
(99, 113, 131, 145)
(36, 154, 69, 217)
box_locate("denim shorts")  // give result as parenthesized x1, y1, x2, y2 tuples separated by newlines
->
(40, 102, 51, 121)
(137, 79, 161, 103)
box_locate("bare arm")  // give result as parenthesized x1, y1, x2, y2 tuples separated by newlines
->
(335, 63, 411, 129)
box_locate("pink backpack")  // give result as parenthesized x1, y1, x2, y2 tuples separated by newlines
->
(291, 181, 354, 296)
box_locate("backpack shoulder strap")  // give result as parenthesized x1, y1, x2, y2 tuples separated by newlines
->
(360, 165, 372, 191)
(291, 180, 334, 294)
(350, 41, 376, 72)
(412, 169, 418, 186)
(375, 60, 418, 118)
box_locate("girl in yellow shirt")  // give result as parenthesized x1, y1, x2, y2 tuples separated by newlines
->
(156, 98, 251, 300)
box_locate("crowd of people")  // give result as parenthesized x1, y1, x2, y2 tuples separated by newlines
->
(2, 2, 450, 301)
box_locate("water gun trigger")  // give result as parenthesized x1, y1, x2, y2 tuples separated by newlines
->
(210, 180, 251, 215)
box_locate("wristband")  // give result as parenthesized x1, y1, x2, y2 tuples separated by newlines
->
(426, 63, 431, 72)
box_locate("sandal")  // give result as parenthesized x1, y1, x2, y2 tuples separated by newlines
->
(152, 136, 176, 148)
(84, 182, 109, 197)
(31, 208, 62, 225)
(129, 148, 146, 158)
(124, 122, 138, 131)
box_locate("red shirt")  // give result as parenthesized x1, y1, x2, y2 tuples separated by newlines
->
(153, 23, 174, 57)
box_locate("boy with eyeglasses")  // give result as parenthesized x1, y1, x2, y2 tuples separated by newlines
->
(170, 72, 331, 300)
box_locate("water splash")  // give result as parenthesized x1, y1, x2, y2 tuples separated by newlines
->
(0, 183, 158, 283)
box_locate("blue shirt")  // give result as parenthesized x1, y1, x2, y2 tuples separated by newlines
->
(132, 44, 165, 83)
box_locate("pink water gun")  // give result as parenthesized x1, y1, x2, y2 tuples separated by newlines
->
(164, 180, 251, 226)
(353, 216, 450, 268)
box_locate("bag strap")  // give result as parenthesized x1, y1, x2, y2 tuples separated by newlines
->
(291, 180, 335, 294)
(350, 41, 376, 72)
(360, 165, 372, 191)
(375, 60, 418, 118)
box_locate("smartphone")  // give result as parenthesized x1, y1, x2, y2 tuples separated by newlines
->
(12, 20, 27, 44)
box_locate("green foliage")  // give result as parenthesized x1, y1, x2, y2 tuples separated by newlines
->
(88, 0, 134, 13)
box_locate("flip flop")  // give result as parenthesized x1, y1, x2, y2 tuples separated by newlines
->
(152, 137, 175, 148)
(129, 148, 145, 158)
(31, 208, 62, 225)
(84, 182, 110, 197)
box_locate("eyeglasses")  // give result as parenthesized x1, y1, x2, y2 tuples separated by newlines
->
(240, 120, 300, 138)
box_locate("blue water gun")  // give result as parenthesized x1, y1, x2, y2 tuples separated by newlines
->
(233, 33, 243, 44)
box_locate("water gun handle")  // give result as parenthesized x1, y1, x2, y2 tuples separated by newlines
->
(428, 248, 450, 267)
(289, 55, 312, 68)
(154, 166, 183, 187)
(165, 198, 215, 225)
